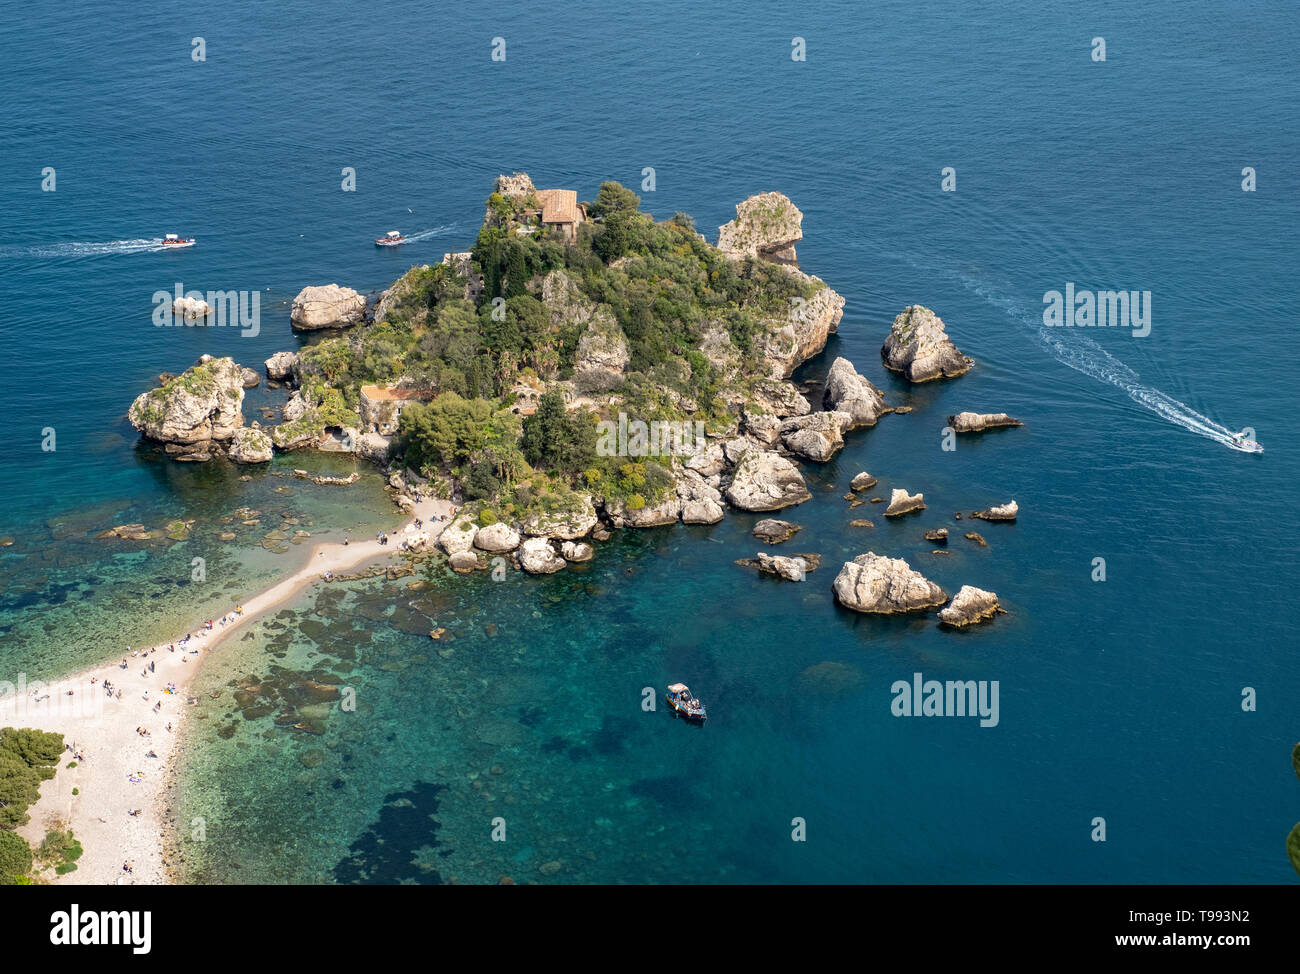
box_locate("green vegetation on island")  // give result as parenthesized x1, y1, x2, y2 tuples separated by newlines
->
(288, 178, 823, 518)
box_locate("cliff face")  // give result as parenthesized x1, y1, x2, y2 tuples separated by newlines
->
(758, 273, 845, 378)
(127, 356, 246, 456)
(717, 191, 844, 378)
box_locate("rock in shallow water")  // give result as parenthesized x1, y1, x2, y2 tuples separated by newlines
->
(751, 518, 801, 543)
(831, 552, 947, 614)
(947, 411, 1023, 434)
(883, 488, 925, 517)
(972, 500, 1018, 521)
(938, 585, 1003, 627)
(881, 305, 972, 382)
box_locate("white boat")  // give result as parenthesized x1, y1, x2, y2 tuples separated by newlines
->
(161, 233, 195, 248)
(375, 230, 406, 247)
(1228, 433, 1263, 454)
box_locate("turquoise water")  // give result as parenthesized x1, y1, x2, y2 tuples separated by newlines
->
(2, 0, 1297, 883)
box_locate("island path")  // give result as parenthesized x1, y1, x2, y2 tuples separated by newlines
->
(0, 494, 453, 885)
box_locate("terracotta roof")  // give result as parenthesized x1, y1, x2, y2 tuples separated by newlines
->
(537, 188, 580, 225)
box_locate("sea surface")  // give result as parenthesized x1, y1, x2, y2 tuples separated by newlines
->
(1, 0, 1296, 883)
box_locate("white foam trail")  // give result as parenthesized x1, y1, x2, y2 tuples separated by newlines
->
(399, 223, 458, 243)
(954, 272, 1258, 452)
(0, 238, 167, 259)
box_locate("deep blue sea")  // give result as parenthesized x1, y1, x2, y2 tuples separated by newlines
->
(1, 0, 1296, 883)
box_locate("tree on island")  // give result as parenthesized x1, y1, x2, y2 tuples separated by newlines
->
(521, 389, 596, 475)
(0, 829, 32, 885)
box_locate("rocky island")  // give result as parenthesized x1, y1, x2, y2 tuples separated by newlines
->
(123, 172, 1011, 628)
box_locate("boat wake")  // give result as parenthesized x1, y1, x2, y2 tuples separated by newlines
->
(935, 262, 1261, 454)
(398, 223, 459, 243)
(1037, 328, 1260, 451)
(0, 238, 168, 259)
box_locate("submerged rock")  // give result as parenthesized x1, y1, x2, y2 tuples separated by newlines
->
(883, 488, 926, 517)
(947, 411, 1023, 434)
(938, 585, 1003, 627)
(831, 552, 947, 614)
(881, 305, 972, 382)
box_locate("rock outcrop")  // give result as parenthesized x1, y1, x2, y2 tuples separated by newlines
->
(608, 493, 681, 528)
(716, 191, 804, 265)
(739, 552, 811, 581)
(239, 368, 261, 389)
(676, 470, 726, 525)
(881, 306, 972, 382)
(724, 450, 812, 511)
(172, 296, 210, 319)
(541, 271, 627, 389)
(265, 351, 299, 382)
(780, 411, 851, 462)
(560, 540, 594, 562)
(573, 317, 630, 393)
(938, 586, 1002, 627)
(439, 514, 479, 555)
(883, 488, 926, 517)
(228, 427, 273, 464)
(519, 495, 597, 539)
(759, 280, 845, 378)
(972, 500, 1018, 522)
(473, 522, 521, 553)
(822, 358, 890, 428)
(290, 284, 366, 331)
(519, 537, 566, 574)
(831, 552, 948, 614)
(948, 412, 1023, 434)
(128, 357, 246, 456)
(850, 471, 878, 491)
(752, 519, 801, 544)
(448, 551, 480, 574)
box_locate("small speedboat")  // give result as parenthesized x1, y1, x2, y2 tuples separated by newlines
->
(161, 233, 195, 248)
(666, 683, 707, 723)
(375, 230, 406, 247)
(1229, 432, 1263, 454)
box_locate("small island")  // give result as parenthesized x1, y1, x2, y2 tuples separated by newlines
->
(125, 172, 1011, 611)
